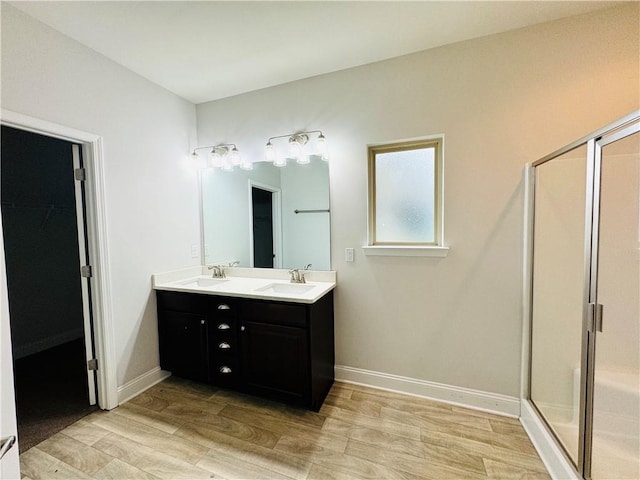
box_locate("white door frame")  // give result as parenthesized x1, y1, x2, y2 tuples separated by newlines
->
(1, 109, 118, 410)
(248, 180, 283, 269)
(71, 144, 97, 405)
(1, 222, 19, 480)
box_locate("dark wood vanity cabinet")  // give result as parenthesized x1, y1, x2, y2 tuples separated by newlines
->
(157, 310, 208, 382)
(156, 290, 334, 411)
(157, 292, 210, 382)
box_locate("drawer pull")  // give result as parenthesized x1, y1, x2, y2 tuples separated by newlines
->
(217, 304, 231, 310)
(217, 323, 230, 330)
(218, 342, 231, 350)
(219, 366, 232, 374)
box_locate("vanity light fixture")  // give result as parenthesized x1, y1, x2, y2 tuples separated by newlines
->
(264, 130, 329, 167)
(191, 143, 250, 171)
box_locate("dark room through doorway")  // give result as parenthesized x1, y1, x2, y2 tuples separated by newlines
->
(1, 125, 98, 452)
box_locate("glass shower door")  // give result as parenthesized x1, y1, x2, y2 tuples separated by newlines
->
(589, 128, 640, 480)
(530, 144, 589, 467)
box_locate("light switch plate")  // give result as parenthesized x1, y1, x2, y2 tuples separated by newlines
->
(345, 248, 355, 262)
(191, 244, 199, 258)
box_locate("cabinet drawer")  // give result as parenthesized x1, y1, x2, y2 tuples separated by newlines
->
(213, 337, 237, 353)
(211, 317, 236, 333)
(210, 358, 238, 387)
(210, 298, 236, 319)
(157, 291, 207, 314)
(240, 300, 307, 327)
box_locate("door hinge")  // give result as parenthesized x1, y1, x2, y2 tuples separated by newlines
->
(74, 168, 86, 181)
(87, 358, 98, 371)
(81, 265, 92, 278)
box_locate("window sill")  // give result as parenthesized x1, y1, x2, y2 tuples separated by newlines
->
(361, 245, 450, 257)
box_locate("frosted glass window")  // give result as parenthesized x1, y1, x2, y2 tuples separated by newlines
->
(369, 139, 441, 245)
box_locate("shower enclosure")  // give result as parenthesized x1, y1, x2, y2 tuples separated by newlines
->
(525, 111, 639, 480)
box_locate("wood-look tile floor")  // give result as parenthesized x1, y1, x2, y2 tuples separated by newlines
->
(20, 377, 550, 479)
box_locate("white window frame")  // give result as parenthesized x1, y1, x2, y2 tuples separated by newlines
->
(363, 136, 449, 257)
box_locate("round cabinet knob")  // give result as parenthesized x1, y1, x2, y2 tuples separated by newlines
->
(240, 326, 245, 332)
(219, 366, 232, 374)
(218, 342, 231, 350)
(217, 323, 230, 330)
(200, 319, 205, 325)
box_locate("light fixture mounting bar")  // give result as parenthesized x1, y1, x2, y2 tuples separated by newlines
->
(192, 143, 237, 155)
(266, 130, 324, 143)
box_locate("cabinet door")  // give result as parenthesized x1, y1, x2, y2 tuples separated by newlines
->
(240, 321, 308, 402)
(158, 311, 207, 382)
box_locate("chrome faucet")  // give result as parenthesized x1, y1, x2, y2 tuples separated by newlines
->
(289, 264, 312, 284)
(289, 269, 305, 284)
(208, 265, 226, 278)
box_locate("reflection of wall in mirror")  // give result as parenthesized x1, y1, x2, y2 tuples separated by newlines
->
(202, 157, 331, 270)
(281, 158, 331, 271)
(202, 163, 280, 266)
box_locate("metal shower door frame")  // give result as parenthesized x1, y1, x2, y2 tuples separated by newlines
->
(582, 120, 640, 479)
(527, 110, 640, 480)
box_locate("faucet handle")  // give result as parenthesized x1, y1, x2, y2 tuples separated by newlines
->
(209, 264, 226, 278)
(228, 261, 240, 267)
(289, 269, 299, 283)
(304, 264, 312, 270)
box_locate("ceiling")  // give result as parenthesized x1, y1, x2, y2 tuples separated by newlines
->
(10, 1, 619, 104)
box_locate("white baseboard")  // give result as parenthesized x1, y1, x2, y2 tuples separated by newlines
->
(335, 365, 521, 417)
(13, 329, 83, 359)
(117, 367, 171, 406)
(520, 399, 580, 480)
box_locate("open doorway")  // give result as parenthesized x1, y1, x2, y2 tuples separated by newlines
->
(249, 182, 282, 268)
(251, 186, 274, 268)
(1, 126, 98, 451)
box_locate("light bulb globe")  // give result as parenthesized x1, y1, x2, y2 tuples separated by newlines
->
(289, 139, 302, 159)
(190, 152, 202, 168)
(211, 151, 224, 168)
(222, 157, 234, 172)
(265, 142, 276, 162)
(229, 147, 241, 166)
(316, 134, 327, 154)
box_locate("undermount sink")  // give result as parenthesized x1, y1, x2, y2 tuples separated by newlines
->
(179, 277, 229, 288)
(256, 282, 315, 295)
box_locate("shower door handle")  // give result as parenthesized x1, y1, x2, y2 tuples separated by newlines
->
(588, 303, 604, 333)
(594, 304, 603, 332)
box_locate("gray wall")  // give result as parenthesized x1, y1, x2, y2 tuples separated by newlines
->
(197, 4, 639, 397)
(2, 2, 637, 400)
(1, 4, 199, 386)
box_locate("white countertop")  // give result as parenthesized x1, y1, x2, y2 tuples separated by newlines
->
(152, 266, 336, 304)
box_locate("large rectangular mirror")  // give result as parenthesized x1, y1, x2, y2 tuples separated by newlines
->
(201, 157, 331, 270)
